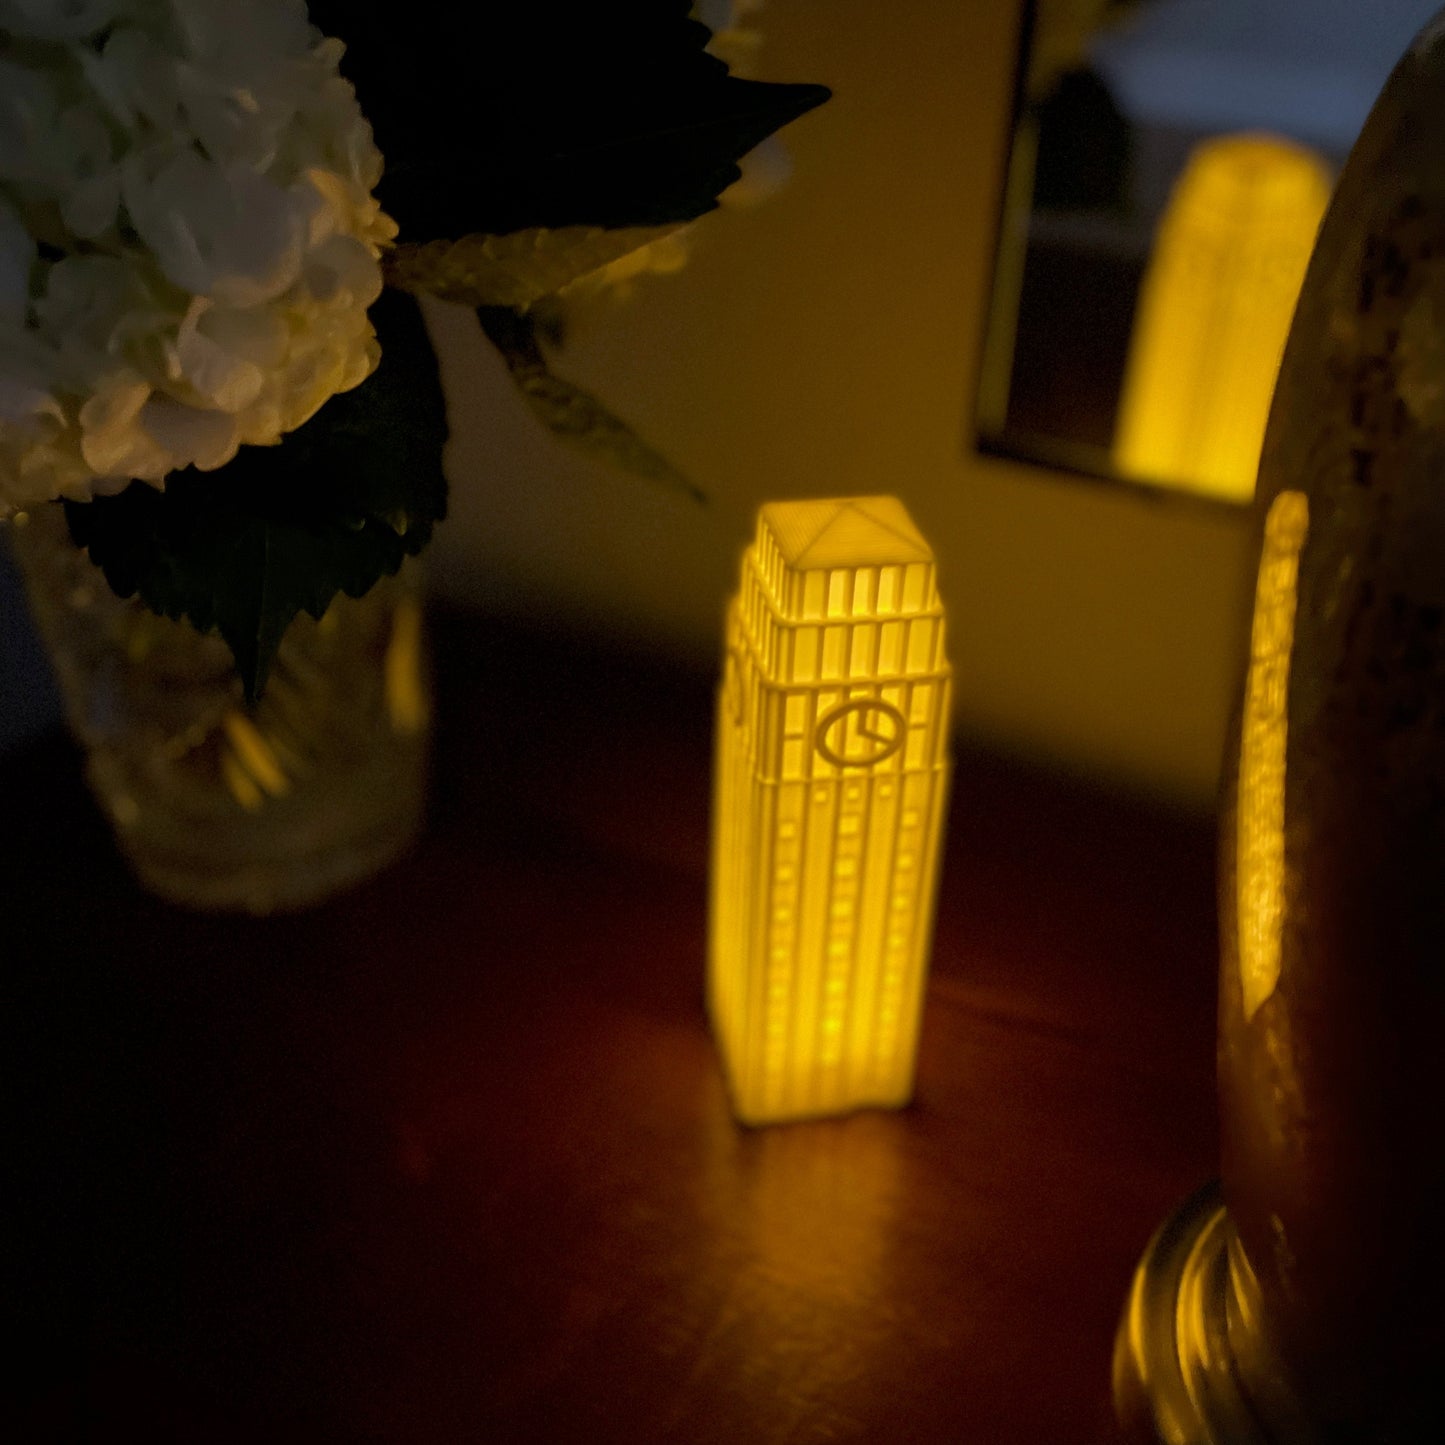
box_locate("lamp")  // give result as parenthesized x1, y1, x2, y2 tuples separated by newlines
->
(1113, 134, 1332, 503)
(708, 497, 951, 1125)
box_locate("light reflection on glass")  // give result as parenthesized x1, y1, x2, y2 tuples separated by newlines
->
(1237, 489, 1309, 1019)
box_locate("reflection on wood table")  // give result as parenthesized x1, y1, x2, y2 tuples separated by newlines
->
(6, 612, 1218, 1444)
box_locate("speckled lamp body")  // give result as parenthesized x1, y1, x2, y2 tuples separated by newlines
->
(1115, 10, 1445, 1441)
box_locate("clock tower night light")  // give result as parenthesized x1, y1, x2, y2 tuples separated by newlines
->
(709, 497, 952, 1124)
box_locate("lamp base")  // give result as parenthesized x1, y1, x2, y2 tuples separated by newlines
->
(1112, 1181, 1318, 1444)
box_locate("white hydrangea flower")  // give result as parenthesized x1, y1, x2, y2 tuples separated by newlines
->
(0, 0, 396, 517)
(0, 0, 127, 43)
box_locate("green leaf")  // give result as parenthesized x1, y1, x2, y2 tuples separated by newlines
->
(478, 306, 705, 504)
(307, 0, 830, 244)
(385, 222, 685, 309)
(64, 290, 448, 704)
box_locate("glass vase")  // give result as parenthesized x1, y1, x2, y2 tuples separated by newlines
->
(5, 502, 430, 914)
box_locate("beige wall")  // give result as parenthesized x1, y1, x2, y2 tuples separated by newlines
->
(424, 0, 1257, 807)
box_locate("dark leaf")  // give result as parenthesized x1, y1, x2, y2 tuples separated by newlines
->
(307, 0, 830, 242)
(65, 290, 448, 703)
(478, 306, 704, 503)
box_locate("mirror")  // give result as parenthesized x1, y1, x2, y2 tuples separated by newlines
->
(976, 0, 1442, 505)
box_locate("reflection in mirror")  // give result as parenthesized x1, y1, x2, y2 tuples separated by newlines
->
(1114, 136, 1331, 502)
(976, 0, 1440, 504)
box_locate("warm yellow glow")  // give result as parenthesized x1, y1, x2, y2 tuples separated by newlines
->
(1237, 490, 1309, 1020)
(709, 497, 952, 1124)
(221, 710, 292, 809)
(385, 591, 430, 736)
(1114, 135, 1331, 503)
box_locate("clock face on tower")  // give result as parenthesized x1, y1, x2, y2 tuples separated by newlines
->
(814, 699, 906, 770)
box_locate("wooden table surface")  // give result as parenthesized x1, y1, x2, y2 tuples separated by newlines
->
(5, 615, 1220, 1443)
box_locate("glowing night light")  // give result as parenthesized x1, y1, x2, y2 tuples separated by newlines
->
(1114, 134, 1332, 503)
(708, 497, 952, 1124)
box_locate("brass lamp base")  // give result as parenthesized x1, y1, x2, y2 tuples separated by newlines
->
(1112, 1183, 1316, 1445)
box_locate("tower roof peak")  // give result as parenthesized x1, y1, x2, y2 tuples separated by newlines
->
(760, 497, 932, 570)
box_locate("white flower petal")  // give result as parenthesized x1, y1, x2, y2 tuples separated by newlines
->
(172, 304, 267, 413)
(139, 394, 240, 472)
(303, 235, 385, 307)
(0, 376, 63, 424)
(0, 58, 59, 185)
(0, 0, 124, 41)
(87, 467, 155, 498)
(197, 305, 289, 371)
(78, 376, 152, 473)
(62, 172, 124, 241)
